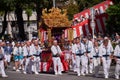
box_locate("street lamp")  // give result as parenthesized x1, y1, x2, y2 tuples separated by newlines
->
(53, 0, 56, 7)
(0, 16, 2, 33)
(0, 17, 2, 25)
(28, 26, 37, 40)
(90, 7, 95, 41)
(28, 26, 33, 40)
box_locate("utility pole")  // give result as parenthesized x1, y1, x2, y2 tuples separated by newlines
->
(53, 0, 56, 7)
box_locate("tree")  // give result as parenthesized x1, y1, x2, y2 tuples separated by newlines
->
(0, 0, 14, 39)
(14, 0, 34, 40)
(55, 0, 104, 20)
(106, 3, 120, 34)
(0, 0, 31, 40)
(0, 0, 54, 40)
(14, 0, 27, 40)
(75, 0, 104, 11)
(112, 0, 120, 4)
(25, 8, 32, 27)
(63, 0, 79, 20)
(34, 0, 53, 29)
(25, 3, 34, 27)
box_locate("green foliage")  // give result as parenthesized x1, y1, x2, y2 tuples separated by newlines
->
(67, 3, 79, 20)
(25, 8, 32, 17)
(64, 0, 104, 20)
(106, 4, 120, 34)
(112, 0, 120, 4)
(25, 8, 32, 26)
(0, 12, 4, 16)
(106, 4, 120, 16)
(0, 0, 15, 12)
(0, 0, 107, 39)
(75, 0, 104, 11)
(62, 0, 79, 20)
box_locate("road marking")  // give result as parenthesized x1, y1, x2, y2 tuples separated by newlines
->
(38, 73, 57, 77)
(7, 71, 60, 77)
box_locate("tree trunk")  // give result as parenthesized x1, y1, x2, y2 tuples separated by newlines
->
(27, 15, 30, 27)
(36, 1, 42, 29)
(35, 0, 53, 29)
(15, 4, 26, 40)
(0, 10, 8, 38)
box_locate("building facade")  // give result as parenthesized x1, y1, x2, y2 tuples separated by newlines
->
(0, 11, 37, 40)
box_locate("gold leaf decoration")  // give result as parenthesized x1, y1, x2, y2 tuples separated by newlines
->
(42, 7, 71, 28)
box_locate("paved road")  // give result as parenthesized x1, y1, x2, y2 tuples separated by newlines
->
(0, 66, 116, 80)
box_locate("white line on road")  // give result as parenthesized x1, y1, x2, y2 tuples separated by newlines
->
(7, 71, 60, 77)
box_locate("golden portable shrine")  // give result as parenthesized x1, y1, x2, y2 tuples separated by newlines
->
(39, 7, 73, 47)
(38, 8, 71, 72)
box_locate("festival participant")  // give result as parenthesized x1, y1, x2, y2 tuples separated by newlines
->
(31, 37, 37, 47)
(4, 41, 13, 67)
(51, 40, 63, 75)
(83, 37, 93, 74)
(99, 39, 113, 79)
(100, 37, 113, 48)
(91, 41, 101, 77)
(63, 38, 72, 69)
(23, 41, 33, 74)
(114, 41, 120, 79)
(72, 37, 86, 76)
(18, 42, 25, 71)
(32, 40, 42, 74)
(97, 35, 104, 45)
(0, 41, 8, 77)
(11, 39, 15, 48)
(13, 42, 21, 72)
(113, 34, 120, 44)
(71, 38, 77, 72)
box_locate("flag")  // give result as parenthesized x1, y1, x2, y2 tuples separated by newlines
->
(39, 28, 47, 42)
(70, 0, 113, 37)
